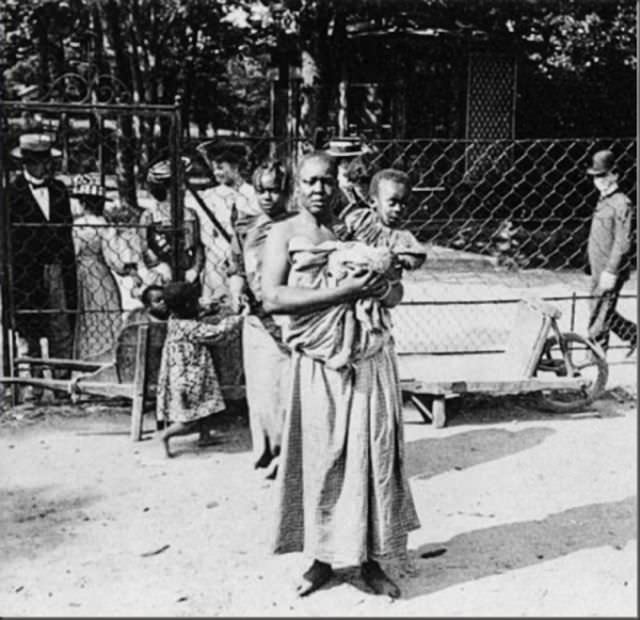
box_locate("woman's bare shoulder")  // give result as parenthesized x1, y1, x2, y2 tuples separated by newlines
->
(269, 213, 304, 239)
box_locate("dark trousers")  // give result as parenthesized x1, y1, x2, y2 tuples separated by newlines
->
(16, 263, 74, 391)
(588, 274, 637, 351)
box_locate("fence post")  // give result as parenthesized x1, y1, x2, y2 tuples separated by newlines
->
(570, 291, 576, 332)
(0, 106, 16, 407)
(97, 111, 105, 187)
(170, 96, 185, 281)
(0, 111, 9, 380)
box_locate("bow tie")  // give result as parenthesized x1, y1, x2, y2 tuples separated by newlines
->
(29, 181, 47, 189)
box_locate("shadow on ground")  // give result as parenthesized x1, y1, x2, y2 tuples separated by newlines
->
(0, 485, 102, 560)
(401, 495, 637, 599)
(405, 392, 628, 428)
(404, 426, 556, 480)
(303, 496, 637, 600)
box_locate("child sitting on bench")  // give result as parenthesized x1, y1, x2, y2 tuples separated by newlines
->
(156, 281, 243, 457)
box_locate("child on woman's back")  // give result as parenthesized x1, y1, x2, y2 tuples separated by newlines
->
(157, 281, 243, 457)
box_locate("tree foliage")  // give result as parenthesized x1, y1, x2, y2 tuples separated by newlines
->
(1, 0, 636, 139)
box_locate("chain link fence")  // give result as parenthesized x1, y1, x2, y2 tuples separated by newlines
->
(0, 98, 250, 393)
(361, 137, 637, 357)
(2, 111, 636, 386)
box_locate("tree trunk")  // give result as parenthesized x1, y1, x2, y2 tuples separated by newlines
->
(298, 7, 333, 145)
(35, 11, 50, 96)
(103, 0, 138, 209)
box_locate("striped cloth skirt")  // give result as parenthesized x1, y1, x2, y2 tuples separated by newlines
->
(272, 343, 420, 566)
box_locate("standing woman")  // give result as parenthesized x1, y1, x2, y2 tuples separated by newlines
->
(261, 152, 420, 599)
(70, 176, 127, 360)
(226, 160, 293, 476)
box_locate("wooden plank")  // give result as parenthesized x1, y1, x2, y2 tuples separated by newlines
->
(72, 381, 134, 400)
(431, 396, 447, 428)
(502, 300, 553, 379)
(409, 395, 433, 423)
(402, 376, 588, 396)
(130, 325, 149, 442)
(14, 357, 104, 372)
(0, 377, 71, 393)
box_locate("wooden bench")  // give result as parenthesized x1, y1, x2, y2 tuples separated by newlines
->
(2, 320, 246, 441)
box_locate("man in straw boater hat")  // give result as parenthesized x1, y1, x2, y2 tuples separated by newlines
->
(7, 133, 78, 400)
(325, 136, 377, 219)
(585, 149, 637, 357)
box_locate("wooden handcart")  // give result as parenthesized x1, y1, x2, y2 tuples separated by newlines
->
(398, 297, 609, 428)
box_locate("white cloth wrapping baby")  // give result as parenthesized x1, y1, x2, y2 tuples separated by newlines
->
(284, 237, 395, 370)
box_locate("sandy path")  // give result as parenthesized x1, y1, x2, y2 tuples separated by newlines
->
(0, 380, 636, 617)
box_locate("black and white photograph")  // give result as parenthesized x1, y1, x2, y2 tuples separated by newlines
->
(0, 0, 637, 616)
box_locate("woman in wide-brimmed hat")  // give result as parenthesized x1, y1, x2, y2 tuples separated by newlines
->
(70, 175, 126, 360)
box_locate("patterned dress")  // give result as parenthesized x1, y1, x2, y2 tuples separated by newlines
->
(272, 238, 420, 566)
(72, 213, 123, 360)
(156, 315, 242, 424)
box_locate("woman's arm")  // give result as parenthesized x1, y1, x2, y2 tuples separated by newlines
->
(260, 223, 386, 315)
(190, 315, 243, 344)
(184, 211, 205, 283)
(138, 210, 161, 267)
(100, 224, 129, 274)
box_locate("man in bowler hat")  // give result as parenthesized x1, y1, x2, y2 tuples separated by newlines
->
(585, 149, 636, 356)
(8, 133, 78, 398)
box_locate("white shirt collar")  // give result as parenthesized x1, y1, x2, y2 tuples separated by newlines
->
(23, 169, 50, 220)
(599, 182, 619, 199)
(23, 169, 47, 187)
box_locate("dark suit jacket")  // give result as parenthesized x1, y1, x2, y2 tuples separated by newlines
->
(7, 174, 78, 332)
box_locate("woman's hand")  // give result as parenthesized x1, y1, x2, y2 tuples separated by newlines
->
(340, 269, 387, 299)
(228, 275, 249, 314)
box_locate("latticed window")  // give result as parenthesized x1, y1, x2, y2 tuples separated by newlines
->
(465, 53, 517, 181)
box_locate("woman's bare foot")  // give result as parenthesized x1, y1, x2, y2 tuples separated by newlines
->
(161, 434, 173, 458)
(264, 457, 279, 480)
(361, 560, 401, 598)
(254, 448, 272, 470)
(296, 560, 334, 597)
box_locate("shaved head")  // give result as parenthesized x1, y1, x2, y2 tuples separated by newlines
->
(296, 151, 337, 181)
(294, 151, 337, 214)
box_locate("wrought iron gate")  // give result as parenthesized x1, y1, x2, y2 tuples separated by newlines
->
(1, 72, 183, 377)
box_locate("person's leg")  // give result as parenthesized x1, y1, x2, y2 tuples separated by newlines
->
(161, 420, 199, 458)
(588, 286, 615, 352)
(197, 413, 221, 446)
(361, 560, 401, 599)
(21, 332, 44, 402)
(609, 311, 637, 348)
(296, 560, 334, 597)
(243, 316, 275, 469)
(607, 278, 637, 355)
(593, 276, 637, 355)
(44, 264, 73, 379)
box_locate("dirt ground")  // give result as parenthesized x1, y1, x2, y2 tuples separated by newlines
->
(0, 363, 637, 617)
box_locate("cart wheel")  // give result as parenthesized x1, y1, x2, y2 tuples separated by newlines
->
(535, 332, 608, 413)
